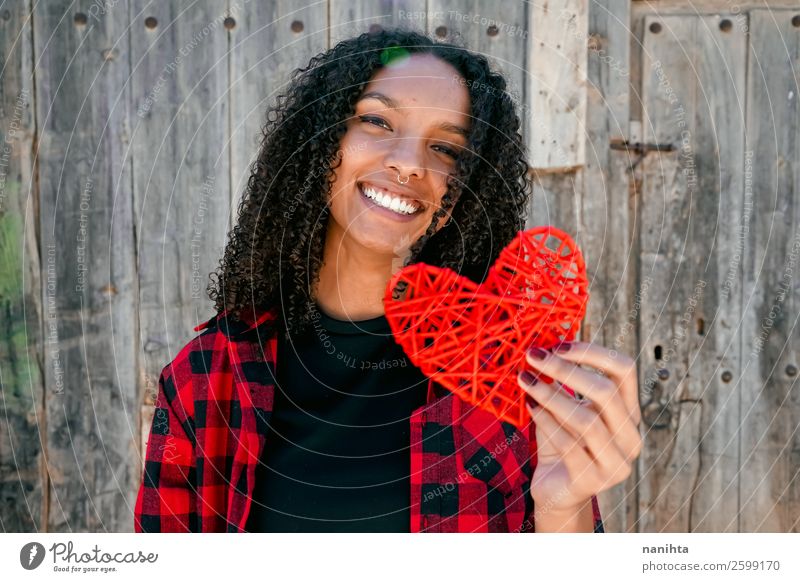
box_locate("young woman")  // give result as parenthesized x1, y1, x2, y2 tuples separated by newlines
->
(134, 28, 641, 533)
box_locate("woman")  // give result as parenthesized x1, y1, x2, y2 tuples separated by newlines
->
(134, 28, 641, 533)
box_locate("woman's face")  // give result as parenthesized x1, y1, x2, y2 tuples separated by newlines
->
(325, 52, 472, 259)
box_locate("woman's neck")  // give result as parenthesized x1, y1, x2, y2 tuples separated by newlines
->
(315, 227, 410, 321)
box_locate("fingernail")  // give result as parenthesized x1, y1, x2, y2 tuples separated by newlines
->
(524, 394, 539, 408)
(527, 346, 548, 360)
(519, 370, 538, 386)
(554, 342, 572, 353)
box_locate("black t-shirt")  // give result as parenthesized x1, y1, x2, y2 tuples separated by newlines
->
(244, 303, 429, 532)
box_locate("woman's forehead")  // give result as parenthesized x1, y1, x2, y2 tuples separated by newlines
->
(360, 53, 470, 117)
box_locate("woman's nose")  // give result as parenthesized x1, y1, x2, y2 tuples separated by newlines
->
(385, 137, 426, 180)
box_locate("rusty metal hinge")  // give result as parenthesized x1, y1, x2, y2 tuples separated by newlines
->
(609, 139, 675, 155)
(609, 138, 675, 170)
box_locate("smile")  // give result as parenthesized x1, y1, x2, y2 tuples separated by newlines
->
(358, 182, 422, 216)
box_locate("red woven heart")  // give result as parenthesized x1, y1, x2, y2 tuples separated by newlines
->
(383, 226, 589, 428)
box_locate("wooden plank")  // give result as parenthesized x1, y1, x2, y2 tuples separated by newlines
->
(633, 0, 800, 11)
(528, 170, 582, 234)
(130, 1, 232, 448)
(527, 0, 588, 170)
(741, 9, 800, 533)
(426, 0, 528, 120)
(581, 0, 635, 533)
(329, 0, 426, 47)
(228, 0, 328, 225)
(638, 13, 746, 532)
(33, 0, 138, 531)
(527, 0, 635, 531)
(629, 2, 796, 122)
(0, 0, 45, 532)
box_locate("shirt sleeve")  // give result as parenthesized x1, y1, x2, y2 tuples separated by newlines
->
(134, 357, 198, 533)
(590, 495, 604, 532)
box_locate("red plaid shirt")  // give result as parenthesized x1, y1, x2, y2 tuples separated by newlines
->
(134, 309, 604, 532)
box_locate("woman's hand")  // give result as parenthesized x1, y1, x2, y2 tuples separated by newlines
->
(516, 341, 642, 527)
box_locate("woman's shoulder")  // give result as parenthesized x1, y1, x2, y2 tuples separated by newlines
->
(192, 307, 280, 340)
(157, 308, 280, 412)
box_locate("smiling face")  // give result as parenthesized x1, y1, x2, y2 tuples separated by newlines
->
(324, 52, 472, 260)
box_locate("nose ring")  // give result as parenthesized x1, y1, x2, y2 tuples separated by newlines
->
(397, 173, 410, 185)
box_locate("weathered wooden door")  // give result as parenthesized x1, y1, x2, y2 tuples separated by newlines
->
(636, 9, 799, 532)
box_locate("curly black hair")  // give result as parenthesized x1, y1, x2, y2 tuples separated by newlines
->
(207, 27, 532, 340)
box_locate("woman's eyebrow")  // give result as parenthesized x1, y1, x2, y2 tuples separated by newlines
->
(357, 91, 470, 139)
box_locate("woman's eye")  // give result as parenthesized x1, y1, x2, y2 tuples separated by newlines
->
(359, 116, 458, 158)
(434, 145, 459, 158)
(359, 115, 390, 130)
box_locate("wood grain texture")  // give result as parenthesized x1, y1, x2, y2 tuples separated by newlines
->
(329, 0, 426, 47)
(638, 13, 746, 532)
(740, 9, 800, 533)
(427, 0, 528, 113)
(633, 0, 800, 10)
(228, 0, 328, 223)
(130, 1, 232, 447)
(527, 0, 637, 532)
(582, 0, 636, 533)
(2, 0, 798, 534)
(0, 0, 45, 532)
(33, 0, 138, 532)
(528, 0, 588, 170)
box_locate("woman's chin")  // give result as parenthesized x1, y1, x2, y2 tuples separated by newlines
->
(350, 228, 420, 259)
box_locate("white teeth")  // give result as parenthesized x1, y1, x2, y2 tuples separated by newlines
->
(361, 185, 420, 215)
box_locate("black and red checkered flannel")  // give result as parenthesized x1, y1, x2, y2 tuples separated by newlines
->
(134, 308, 604, 532)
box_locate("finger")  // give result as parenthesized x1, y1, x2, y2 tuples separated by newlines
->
(520, 351, 635, 440)
(522, 375, 638, 466)
(528, 405, 595, 477)
(526, 399, 563, 462)
(546, 341, 641, 424)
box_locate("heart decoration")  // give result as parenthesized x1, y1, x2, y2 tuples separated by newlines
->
(383, 226, 589, 428)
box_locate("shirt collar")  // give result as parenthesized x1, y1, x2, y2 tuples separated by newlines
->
(194, 307, 279, 338)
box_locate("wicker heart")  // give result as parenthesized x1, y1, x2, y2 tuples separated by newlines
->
(383, 226, 589, 428)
